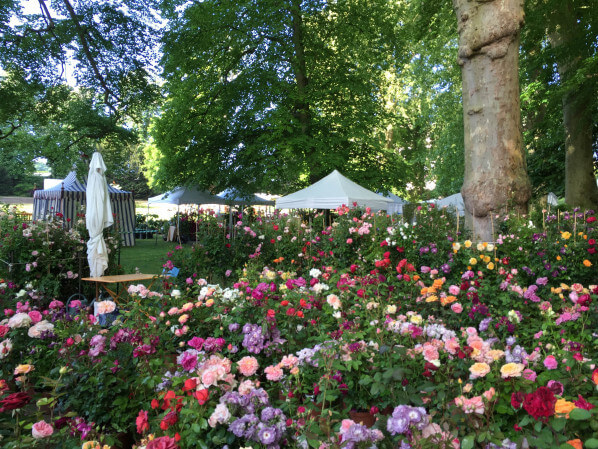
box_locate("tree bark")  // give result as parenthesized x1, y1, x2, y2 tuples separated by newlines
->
(454, 0, 531, 241)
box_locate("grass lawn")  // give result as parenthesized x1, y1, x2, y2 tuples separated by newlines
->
(118, 236, 178, 275)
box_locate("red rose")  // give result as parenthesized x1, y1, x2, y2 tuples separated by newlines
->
(0, 392, 31, 412)
(587, 217, 596, 223)
(193, 389, 209, 405)
(588, 239, 596, 245)
(511, 391, 525, 409)
(159, 410, 178, 431)
(136, 410, 149, 434)
(574, 394, 595, 411)
(146, 436, 179, 449)
(0, 325, 9, 337)
(523, 387, 556, 421)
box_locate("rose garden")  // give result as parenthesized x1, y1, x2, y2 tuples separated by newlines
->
(1, 202, 597, 449)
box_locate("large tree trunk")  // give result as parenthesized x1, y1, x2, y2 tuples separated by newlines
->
(454, 0, 531, 241)
(551, 5, 598, 209)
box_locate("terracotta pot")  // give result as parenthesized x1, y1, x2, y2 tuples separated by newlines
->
(349, 410, 376, 428)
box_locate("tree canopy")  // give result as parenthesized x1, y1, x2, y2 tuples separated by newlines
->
(0, 0, 596, 207)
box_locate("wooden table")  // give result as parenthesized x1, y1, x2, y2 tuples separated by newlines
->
(82, 273, 158, 302)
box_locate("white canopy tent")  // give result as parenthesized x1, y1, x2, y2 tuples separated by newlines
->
(276, 170, 393, 211)
(148, 187, 228, 242)
(385, 193, 408, 215)
(432, 193, 465, 216)
(218, 189, 275, 206)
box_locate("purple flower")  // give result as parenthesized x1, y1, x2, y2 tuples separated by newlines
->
(536, 277, 548, 286)
(479, 317, 492, 332)
(344, 423, 369, 442)
(387, 416, 409, 435)
(228, 323, 240, 333)
(257, 425, 278, 445)
(228, 414, 258, 438)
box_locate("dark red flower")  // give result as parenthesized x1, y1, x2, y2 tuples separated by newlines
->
(0, 392, 30, 412)
(159, 410, 178, 431)
(523, 387, 556, 421)
(511, 391, 524, 409)
(574, 395, 595, 411)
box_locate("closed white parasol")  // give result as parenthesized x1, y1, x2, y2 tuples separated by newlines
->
(86, 152, 114, 277)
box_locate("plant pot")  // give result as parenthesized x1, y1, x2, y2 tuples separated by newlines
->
(349, 410, 376, 428)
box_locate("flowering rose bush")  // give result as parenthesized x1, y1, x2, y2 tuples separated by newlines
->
(0, 204, 597, 448)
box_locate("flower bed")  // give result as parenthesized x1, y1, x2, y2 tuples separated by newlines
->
(0, 205, 597, 449)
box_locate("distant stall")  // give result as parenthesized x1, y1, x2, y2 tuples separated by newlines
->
(33, 172, 136, 246)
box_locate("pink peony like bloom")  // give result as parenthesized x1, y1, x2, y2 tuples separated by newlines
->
(543, 355, 558, 370)
(28, 310, 42, 324)
(264, 365, 284, 381)
(237, 356, 259, 376)
(31, 420, 54, 438)
(451, 303, 463, 314)
(522, 369, 537, 381)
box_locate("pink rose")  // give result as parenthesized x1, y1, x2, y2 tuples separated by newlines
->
(448, 285, 460, 296)
(28, 311, 42, 324)
(264, 365, 284, 381)
(32, 420, 54, 439)
(237, 356, 259, 377)
(543, 355, 558, 370)
(451, 303, 463, 314)
(522, 369, 537, 381)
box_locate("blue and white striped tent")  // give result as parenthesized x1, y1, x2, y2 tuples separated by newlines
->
(32, 172, 136, 246)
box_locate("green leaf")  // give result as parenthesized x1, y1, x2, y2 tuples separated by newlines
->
(462, 435, 475, 449)
(584, 438, 598, 449)
(534, 420, 543, 432)
(569, 408, 592, 420)
(551, 417, 566, 431)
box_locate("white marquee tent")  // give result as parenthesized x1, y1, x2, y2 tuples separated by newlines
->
(276, 170, 393, 211)
(385, 193, 408, 215)
(432, 193, 465, 216)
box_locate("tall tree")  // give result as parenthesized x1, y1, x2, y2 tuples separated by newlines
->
(453, 0, 531, 241)
(521, 0, 598, 205)
(149, 0, 406, 195)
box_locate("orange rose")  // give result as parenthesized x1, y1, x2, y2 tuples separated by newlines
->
(554, 398, 576, 417)
(592, 368, 598, 385)
(567, 439, 582, 449)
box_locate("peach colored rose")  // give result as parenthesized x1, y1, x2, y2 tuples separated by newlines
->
(500, 363, 524, 378)
(469, 362, 491, 379)
(237, 356, 259, 376)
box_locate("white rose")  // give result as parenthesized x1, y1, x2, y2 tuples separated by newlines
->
(7, 313, 32, 329)
(171, 289, 182, 298)
(28, 321, 54, 338)
(0, 339, 13, 358)
(386, 305, 397, 314)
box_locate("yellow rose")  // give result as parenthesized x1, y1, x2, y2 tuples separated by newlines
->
(425, 295, 438, 303)
(14, 364, 34, 375)
(487, 262, 495, 270)
(469, 258, 477, 265)
(464, 240, 472, 248)
(500, 363, 524, 378)
(561, 231, 571, 240)
(469, 362, 491, 378)
(554, 399, 576, 417)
